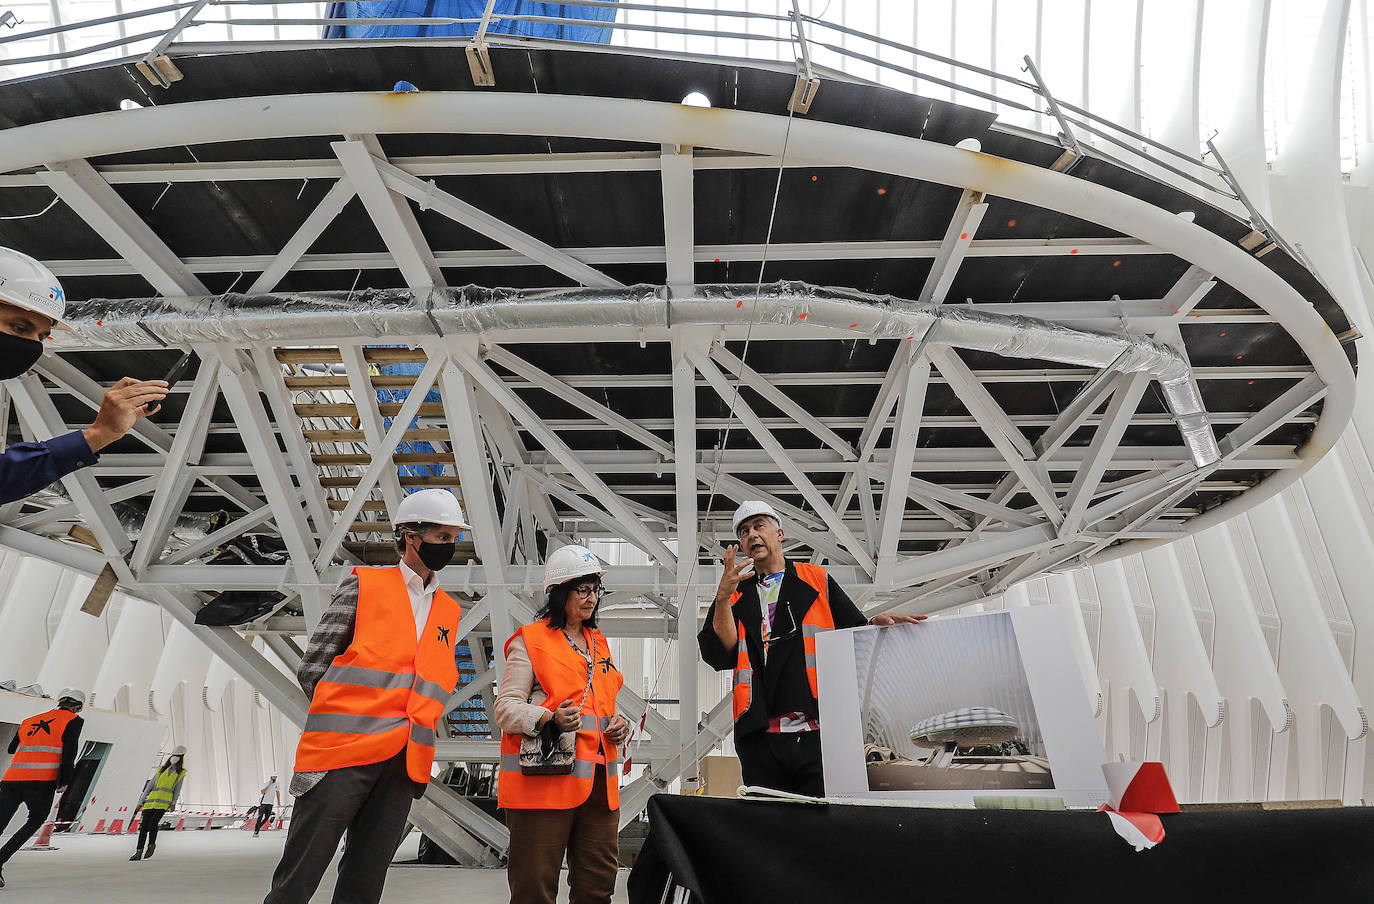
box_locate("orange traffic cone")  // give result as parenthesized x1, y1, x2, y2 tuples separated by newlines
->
(23, 804, 60, 852)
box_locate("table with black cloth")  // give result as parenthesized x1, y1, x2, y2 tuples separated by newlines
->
(626, 794, 1374, 903)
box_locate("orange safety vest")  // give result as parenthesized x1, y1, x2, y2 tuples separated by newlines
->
(498, 620, 624, 811)
(294, 566, 461, 784)
(3, 708, 77, 783)
(731, 563, 835, 722)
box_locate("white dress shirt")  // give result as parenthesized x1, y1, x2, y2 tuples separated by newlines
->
(397, 559, 438, 641)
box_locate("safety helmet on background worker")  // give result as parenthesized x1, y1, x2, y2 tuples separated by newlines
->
(0, 247, 69, 329)
(731, 500, 782, 535)
(170, 745, 186, 757)
(393, 489, 471, 530)
(543, 544, 606, 592)
(57, 687, 85, 707)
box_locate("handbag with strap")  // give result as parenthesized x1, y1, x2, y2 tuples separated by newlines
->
(519, 641, 595, 776)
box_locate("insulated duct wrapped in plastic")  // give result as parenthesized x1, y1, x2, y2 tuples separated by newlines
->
(55, 281, 1220, 466)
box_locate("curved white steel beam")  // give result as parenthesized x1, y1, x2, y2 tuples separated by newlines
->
(0, 90, 1351, 553)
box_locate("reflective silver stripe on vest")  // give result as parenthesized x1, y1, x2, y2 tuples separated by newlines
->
(321, 664, 416, 691)
(409, 723, 436, 747)
(571, 758, 596, 780)
(411, 678, 452, 707)
(16, 745, 62, 754)
(734, 668, 752, 686)
(303, 713, 408, 735)
(500, 752, 522, 772)
(578, 714, 614, 731)
(802, 624, 820, 638)
(4, 762, 58, 770)
(805, 652, 817, 669)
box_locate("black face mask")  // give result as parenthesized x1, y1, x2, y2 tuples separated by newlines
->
(0, 332, 43, 380)
(417, 540, 456, 571)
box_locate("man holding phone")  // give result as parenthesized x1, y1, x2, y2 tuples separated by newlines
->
(698, 500, 925, 796)
(0, 247, 168, 505)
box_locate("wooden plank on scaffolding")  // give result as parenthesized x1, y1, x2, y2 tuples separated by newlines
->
(328, 499, 389, 511)
(320, 475, 461, 488)
(311, 452, 456, 466)
(294, 402, 446, 418)
(304, 428, 451, 443)
(285, 375, 426, 390)
(274, 347, 428, 365)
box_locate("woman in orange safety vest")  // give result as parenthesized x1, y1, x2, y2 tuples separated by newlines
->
(495, 545, 631, 904)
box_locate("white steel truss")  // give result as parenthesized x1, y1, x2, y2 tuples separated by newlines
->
(0, 64, 1353, 855)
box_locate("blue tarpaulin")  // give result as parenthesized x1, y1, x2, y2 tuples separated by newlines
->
(324, 0, 618, 42)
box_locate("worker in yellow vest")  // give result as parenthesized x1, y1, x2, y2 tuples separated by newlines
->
(495, 545, 631, 904)
(130, 746, 187, 861)
(0, 688, 85, 889)
(263, 489, 468, 904)
(699, 501, 925, 796)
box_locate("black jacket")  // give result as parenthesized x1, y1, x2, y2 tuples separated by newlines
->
(6, 709, 83, 787)
(698, 562, 866, 740)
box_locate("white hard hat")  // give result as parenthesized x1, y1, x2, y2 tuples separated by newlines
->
(732, 500, 781, 534)
(171, 745, 187, 756)
(543, 544, 606, 592)
(57, 687, 85, 705)
(0, 247, 69, 330)
(393, 489, 471, 530)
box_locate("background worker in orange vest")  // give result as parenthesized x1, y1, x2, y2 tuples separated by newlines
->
(495, 545, 631, 904)
(699, 501, 925, 796)
(0, 688, 85, 888)
(262, 489, 468, 904)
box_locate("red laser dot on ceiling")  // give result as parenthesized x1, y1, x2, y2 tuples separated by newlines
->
(1007, 219, 1017, 227)
(960, 233, 969, 240)
(713, 258, 721, 262)
(906, 335, 914, 340)
(1248, 380, 1255, 385)
(1235, 355, 1244, 360)
(1112, 260, 1121, 267)
(96, 320, 103, 326)
(811, 175, 818, 182)
(736, 301, 743, 308)
(799, 312, 808, 319)
(1220, 332, 1227, 337)
(849, 323, 858, 328)
(1069, 248, 1079, 255)
(877, 188, 887, 195)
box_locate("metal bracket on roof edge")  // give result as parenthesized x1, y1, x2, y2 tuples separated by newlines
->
(1022, 56, 1081, 174)
(135, 55, 184, 89)
(467, 0, 498, 87)
(466, 44, 495, 87)
(788, 1, 820, 114)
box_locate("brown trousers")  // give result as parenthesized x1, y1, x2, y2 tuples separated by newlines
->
(505, 765, 619, 904)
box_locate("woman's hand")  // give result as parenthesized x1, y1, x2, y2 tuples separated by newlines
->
(550, 698, 581, 732)
(603, 714, 631, 746)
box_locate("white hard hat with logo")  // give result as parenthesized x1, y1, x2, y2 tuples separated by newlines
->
(0, 247, 69, 329)
(57, 687, 86, 706)
(393, 489, 471, 530)
(171, 745, 187, 756)
(543, 544, 606, 592)
(732, 500, 782, 534)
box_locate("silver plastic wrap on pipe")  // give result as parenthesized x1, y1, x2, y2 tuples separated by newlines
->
(54, 281, 1221, 466)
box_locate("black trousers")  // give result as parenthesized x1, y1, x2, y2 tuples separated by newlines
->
(0, 781, 55, 865)
(735, 731, 824, 796)
(254, 803, 275, 833)
(263, 751, 419, 904)
(137, 808, 167, 848)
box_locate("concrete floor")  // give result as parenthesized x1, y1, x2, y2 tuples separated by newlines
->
(0, 828, 630, 903)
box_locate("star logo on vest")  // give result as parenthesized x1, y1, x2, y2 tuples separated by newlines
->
(436, 625, 451, 647)
(26, 717, 54, 736)
(598, 655, 616, 675)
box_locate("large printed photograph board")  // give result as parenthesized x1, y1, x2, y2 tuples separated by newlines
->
(816, 606, 1110, 807)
